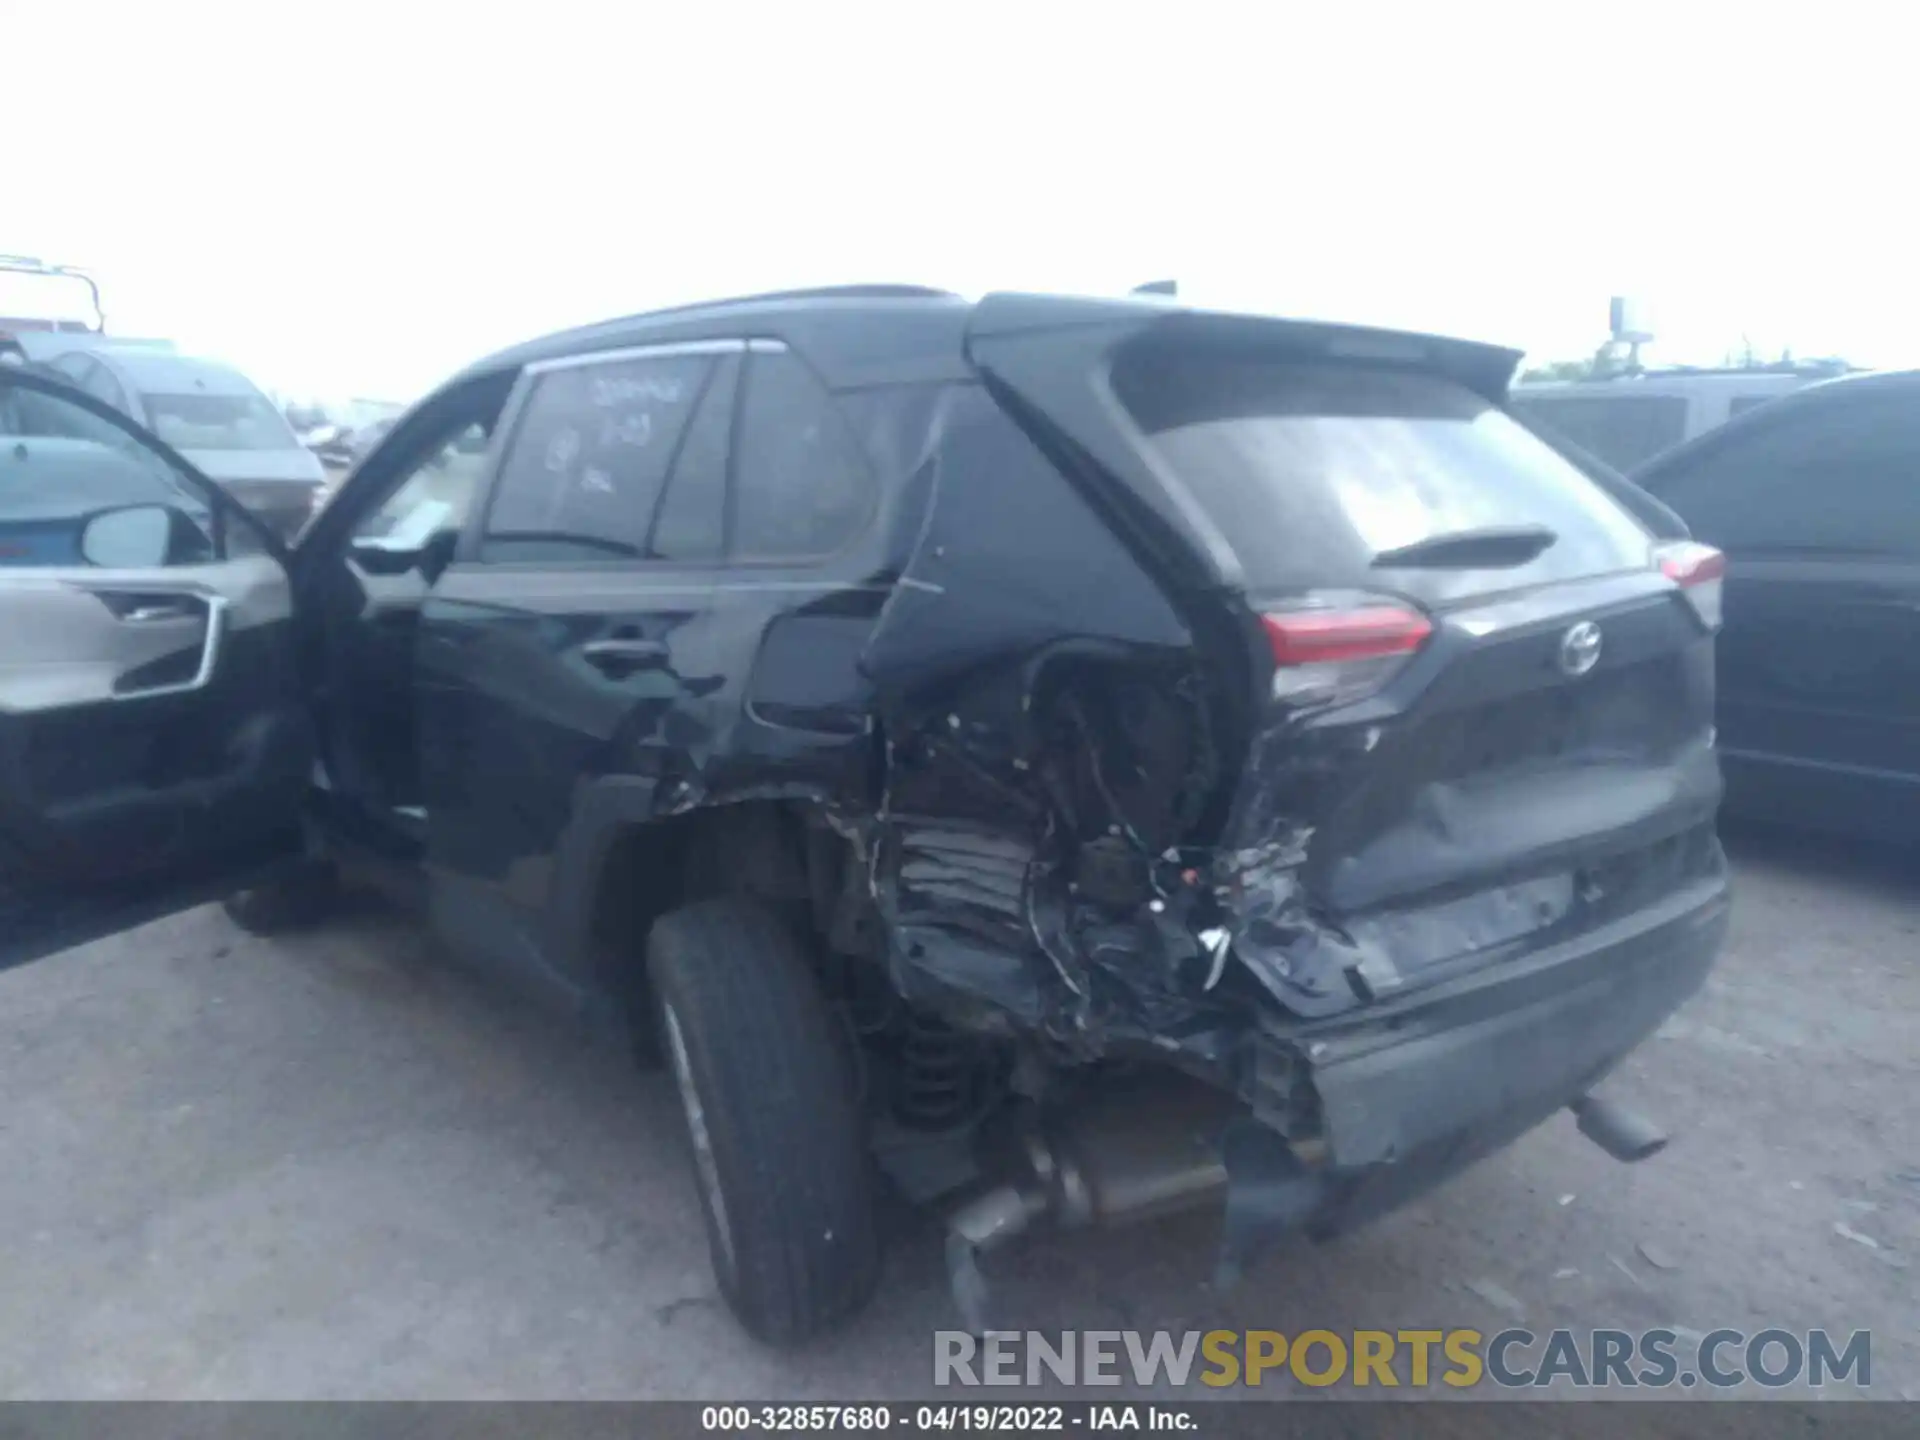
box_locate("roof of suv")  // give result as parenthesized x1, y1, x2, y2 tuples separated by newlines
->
(454, 286, 1527, 397)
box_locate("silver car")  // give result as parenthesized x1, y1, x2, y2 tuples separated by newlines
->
(25, 340, 326, 538)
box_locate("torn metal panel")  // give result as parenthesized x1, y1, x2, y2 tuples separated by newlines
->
(1207, 701, 1373, 1019)
(860, 383, 1193, 715)
(1210, 573, 1727, 1020)
(858, 380, 1232, 1058)
(846, 343, 1732, 1320)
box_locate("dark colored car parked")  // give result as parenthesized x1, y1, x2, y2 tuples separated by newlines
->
(0, 288, 1730, 1343)
(1634, 369, 1920, 843)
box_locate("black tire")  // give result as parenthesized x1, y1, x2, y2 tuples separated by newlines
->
(604, 946, 663, 1071)
(221, 860, 338, 936)
(647, 898, 881, 1344)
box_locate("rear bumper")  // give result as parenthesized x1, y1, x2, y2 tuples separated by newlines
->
(1248, 871, 1729, 1235)
(939, 870, 1729, 1311)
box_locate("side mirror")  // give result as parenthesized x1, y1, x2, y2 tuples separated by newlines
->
(80, 504, 174, 569)
(348, 526, 459, 580)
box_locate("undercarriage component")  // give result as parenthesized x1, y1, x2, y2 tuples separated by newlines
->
(943, 1075, 1247, 1331)
(1571, 1092, 1670, 1163)
(895, 1010, 986, 1130)
(1072, 833, 1152, 910)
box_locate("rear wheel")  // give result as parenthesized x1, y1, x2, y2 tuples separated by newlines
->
(646, 898, 880, 1344)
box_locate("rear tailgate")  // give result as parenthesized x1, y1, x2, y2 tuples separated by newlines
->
(967, 297, 1724, 1018)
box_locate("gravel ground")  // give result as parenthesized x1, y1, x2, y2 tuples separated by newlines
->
(0, 825, 1914, 1400)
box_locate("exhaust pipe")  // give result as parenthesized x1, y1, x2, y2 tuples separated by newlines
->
(1571, 1093, 1669, 1163)
(945, 1077, 1235, 1331)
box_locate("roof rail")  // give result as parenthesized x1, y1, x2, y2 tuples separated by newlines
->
(695, 284, 956, 306)
(536, 284, 961, 345)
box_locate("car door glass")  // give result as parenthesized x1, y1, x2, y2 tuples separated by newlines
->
(0, 377, 216, 566)
(731, 350, 875, 561)
(482, 354, 711, 563)
(647, 353, 736, 561)
(88, 366, 131, 416)
(55, 354, 132, 416)
(49, 352, 94, 388)
(353, 423, 492, 550)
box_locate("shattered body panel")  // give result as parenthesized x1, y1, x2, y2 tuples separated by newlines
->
(838, 298, 1729, 1256)
(857, 385, 1729, 1168)
(860, 383, 1218, 1052)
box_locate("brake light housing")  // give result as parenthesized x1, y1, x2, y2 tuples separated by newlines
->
(1655, 541, 1726, 631)
(1260, 597, 1433, 706)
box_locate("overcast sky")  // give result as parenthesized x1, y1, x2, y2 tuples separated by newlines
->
(6, 2, 1909, 402)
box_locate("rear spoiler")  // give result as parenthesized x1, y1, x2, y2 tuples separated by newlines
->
(968, 293, 1524, 403)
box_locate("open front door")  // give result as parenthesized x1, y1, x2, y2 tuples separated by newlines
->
(0, 367, 310, 972)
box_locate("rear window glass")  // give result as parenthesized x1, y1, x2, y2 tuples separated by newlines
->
(1115, 356, 1652, 604)
(144, 392, 298, 451)
(1508, 393, 1689, 471)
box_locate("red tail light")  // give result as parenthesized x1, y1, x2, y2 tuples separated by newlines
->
(1655, 541, 1725, 631)
(1261, 599, 1432, 706)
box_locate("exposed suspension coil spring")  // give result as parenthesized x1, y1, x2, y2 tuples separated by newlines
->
(894, 1010, 980, 1130)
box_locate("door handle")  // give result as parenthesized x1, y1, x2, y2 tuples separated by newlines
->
(580, 637, 668, 675)
(121, 601, 201, 624)
(113, 595, 229, 699)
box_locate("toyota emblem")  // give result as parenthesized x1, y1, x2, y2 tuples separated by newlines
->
(1559, 621, 1603, 677)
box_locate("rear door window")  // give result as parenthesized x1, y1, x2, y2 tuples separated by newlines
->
(482, 353, 711, 562)
(1115, 355, 1653, 605)
(730, 351, 875, 561)
(648, 354, 735, 561)
(480, 346, 876, 567)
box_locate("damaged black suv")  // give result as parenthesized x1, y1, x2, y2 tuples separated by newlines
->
(0, 288, 1730, 1343)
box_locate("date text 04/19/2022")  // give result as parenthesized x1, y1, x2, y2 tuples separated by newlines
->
(699, 1405, 1197, 1431)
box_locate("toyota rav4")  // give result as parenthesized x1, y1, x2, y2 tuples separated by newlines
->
(0, 287, 1731, 1344)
